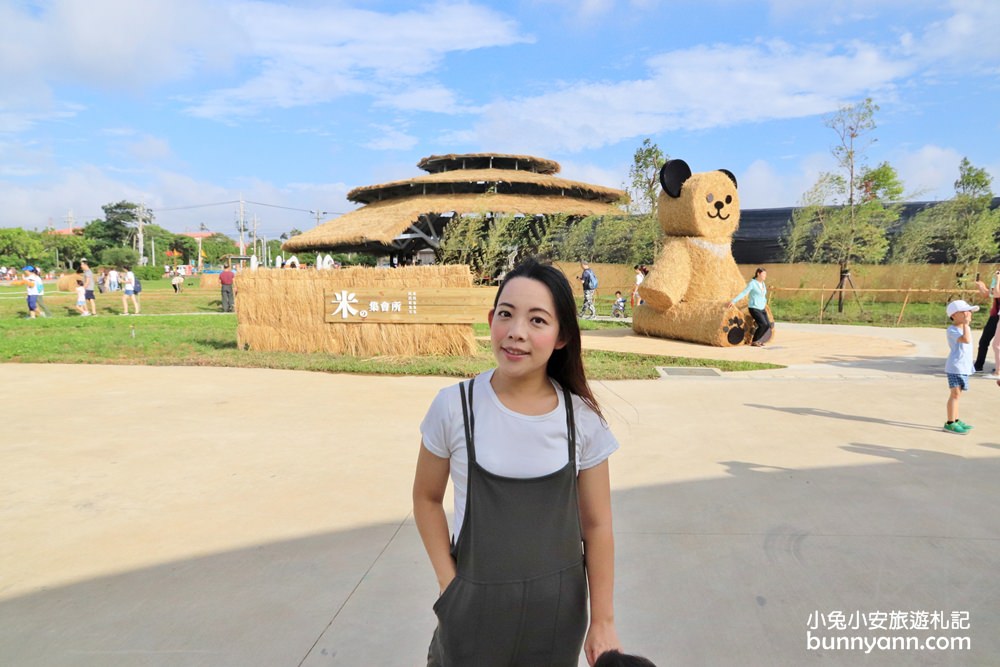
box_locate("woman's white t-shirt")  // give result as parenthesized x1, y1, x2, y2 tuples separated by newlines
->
(420, 369, 619, 539)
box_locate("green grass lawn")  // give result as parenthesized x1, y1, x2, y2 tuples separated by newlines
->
(0, 281, 779, 378)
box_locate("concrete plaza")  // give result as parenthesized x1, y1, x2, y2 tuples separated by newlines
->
(1, 323, 997, 666)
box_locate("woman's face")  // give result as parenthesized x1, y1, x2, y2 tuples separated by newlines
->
(488, 277, 565, 381)
(758, 270, 767, 281)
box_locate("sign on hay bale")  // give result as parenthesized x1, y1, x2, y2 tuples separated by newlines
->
(236, 266, 492, 356)
(324, 288, 494, 324)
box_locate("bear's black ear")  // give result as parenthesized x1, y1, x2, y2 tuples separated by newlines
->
(660, 159, 692, 198)
(718, 169, 738, 188)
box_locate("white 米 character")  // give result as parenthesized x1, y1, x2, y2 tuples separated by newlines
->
(331, 291, 359, 319)
(369, 301, 380, 313)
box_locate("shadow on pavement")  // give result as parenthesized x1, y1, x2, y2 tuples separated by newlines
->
(744, 403, 943, 432)
(3, 451, 998, 667)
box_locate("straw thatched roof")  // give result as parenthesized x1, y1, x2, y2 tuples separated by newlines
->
(281, 192, 623, 254)
(347, 168, 622, 205)
(417, 153, 559, 175)
(283, 152, 625, 255)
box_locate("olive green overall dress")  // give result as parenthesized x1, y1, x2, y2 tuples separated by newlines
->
(427, 377, 588, 666)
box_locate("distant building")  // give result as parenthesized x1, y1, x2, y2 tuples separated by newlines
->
(734, 197, 1000, 264)
(282, 152, 625, 260)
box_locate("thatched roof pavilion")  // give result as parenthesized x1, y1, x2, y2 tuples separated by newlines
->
(282, 153, 625, 256)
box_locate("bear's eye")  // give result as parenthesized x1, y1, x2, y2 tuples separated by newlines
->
(725, 195, 732, 204)
(706, 194, 714, 204)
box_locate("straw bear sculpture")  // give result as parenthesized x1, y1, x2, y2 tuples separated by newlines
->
(633, 159, 772, 346)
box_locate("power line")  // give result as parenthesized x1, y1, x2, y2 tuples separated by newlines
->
(156, 200, 240, 212)
(154, 199, 345, 217)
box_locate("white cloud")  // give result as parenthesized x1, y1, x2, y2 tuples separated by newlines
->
(0, 0, 244, 132)
(365, 125, 420, 152)
(557, 159, 627, 191)
(893, 144, 964, 200)
(767, 0, 938, 25)
(185, 2, 529, 119)
(0, 164, 351, 238)
(909, 0, 1000, 68)
(376, 84, 465, 114)
(738, 154, 836, 208)
(125, 136, 174, 163)
(464, 39, 910, 154)
(535, 0, 662, 20)
(0, 0, 243, 88)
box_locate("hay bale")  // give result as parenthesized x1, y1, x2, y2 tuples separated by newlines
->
(632, 161, 748, 347)
(235, 265, 479, 357)
(57, 273, 83, 292)
(200, 273, 220, 288)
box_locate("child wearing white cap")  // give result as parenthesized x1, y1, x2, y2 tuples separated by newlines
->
(944, 300, 979, 433)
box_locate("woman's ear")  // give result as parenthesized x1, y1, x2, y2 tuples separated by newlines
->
(488, 309, 495, 327)
(554, 334, 567, 350)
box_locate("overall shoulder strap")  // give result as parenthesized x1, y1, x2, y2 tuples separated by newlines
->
(563, 387, 576, 464)
(459, 377, 477, 464)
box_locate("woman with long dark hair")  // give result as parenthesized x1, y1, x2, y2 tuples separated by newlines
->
(414, 257, 620, 665)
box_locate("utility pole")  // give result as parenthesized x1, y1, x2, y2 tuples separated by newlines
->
(137, 201, 147, 265)
(237, 195, 247, 255)
(252, 213, 259, 257)
(311, 207, 329, 227)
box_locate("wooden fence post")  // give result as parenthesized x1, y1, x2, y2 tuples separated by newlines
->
(895, 289, 911, 327)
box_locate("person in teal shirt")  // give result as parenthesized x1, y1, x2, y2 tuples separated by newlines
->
(730, 268, 770, 346)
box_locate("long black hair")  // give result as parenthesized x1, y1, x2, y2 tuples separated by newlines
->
(493, 257, 602, 419)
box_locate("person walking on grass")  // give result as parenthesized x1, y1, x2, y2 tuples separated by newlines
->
(22, 265, 42, 319)
(108, 266, 119, 292)
(75, 279, 89, 316)
(121, 266, 140, 315)
(219, 264, 236, 312)
(31, 267, 50, 317)
(80, 259, 97, 316)
(577, 261, 598, 319)
(730, 267, 770, 346)
(414, 258, 621, 666)
(944, 300, 979, 434)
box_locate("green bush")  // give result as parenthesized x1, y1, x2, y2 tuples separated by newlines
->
(98, 247, 140, 268)
(134, 265, 164, 281)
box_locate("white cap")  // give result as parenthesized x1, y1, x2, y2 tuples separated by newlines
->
(946, 300, 980, 318)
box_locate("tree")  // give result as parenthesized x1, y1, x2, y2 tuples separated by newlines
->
(438, 212, 571, 280)
(99, 246, 140, 268)
(783, 98, 901, 310)
(892, 158, 999, 280)
(201, 233, 240, 265)
(0, 228, 45, 268)
(623, 138, 666, 216)
(41, 231, 92, 271)
(83, 201, 149, 255)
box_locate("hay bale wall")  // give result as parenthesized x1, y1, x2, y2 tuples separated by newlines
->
(236, 266, 480, 356)
(553, 262, 637, 297)
(200, 274, 221, 288)
(737, 263, 995, 303)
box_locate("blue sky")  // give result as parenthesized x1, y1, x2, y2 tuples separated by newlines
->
(2, 0, 998, 240)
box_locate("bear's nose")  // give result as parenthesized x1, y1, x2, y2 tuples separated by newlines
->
(714, 201, 725, 211)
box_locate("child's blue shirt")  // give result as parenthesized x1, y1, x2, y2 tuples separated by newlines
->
(945, 324, 973, 375)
